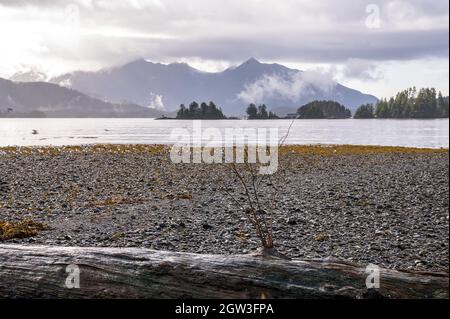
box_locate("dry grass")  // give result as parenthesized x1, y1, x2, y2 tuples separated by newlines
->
(0, 219, 48, 240)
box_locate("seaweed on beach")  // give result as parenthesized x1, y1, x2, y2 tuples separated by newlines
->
(0, 144, 167, 156)
(279, 144, 449, 156)
(0, 219, 48, 241)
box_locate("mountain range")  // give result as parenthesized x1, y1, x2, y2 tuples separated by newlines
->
(50, 58, 378, 116)
(2, 58, 378, 117)
(0, 78, 167, 118)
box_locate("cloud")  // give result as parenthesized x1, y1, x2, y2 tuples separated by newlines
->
(156, 27, 448, 63)
(237, 69, 337, 104)
(341, 59, 384, 81)
(0, 0, 447, 69)
(146, 92, 165, 110)
(0, 0, 448, 97)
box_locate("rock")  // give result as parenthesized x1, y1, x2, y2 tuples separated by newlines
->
(158, 222, 167, 229)
(286, 217, 297, 225)
(202, 223, 213, 230)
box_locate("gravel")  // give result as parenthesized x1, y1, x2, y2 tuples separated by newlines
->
(0, 145, 448, 272)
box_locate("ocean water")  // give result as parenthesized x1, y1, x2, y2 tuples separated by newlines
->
(0, 118, 448, 148)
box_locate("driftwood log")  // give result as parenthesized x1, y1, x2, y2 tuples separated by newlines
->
(0, 245, 447, 299)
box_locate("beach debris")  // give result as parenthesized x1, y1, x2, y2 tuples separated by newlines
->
(0, 219, 48, 241)
(314, 233, 330, 241)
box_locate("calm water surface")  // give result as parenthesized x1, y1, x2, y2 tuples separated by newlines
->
(0, 118, 448, 148)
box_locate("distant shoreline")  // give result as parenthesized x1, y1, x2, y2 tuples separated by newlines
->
(0, 144, 448, 154)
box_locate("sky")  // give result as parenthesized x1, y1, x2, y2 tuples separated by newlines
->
(0, 0, 448, 98)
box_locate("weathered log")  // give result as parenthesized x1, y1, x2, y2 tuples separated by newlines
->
(0, 245, 447, 299)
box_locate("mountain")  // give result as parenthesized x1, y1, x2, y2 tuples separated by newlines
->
(9, 69, 47, 83)
(0, 78, 169, 118)
(51, 58, 378, 116)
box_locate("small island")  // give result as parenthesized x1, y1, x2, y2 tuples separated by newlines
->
(176, 102, 227, 119)
(297, 100, 351, 119)
(157, 101, 227, 119)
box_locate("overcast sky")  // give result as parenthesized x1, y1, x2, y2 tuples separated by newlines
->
(0, 0, 448, 97)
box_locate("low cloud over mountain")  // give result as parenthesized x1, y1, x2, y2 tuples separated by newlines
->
(0, 78, 168, 118)
(51, 58, 378, 115)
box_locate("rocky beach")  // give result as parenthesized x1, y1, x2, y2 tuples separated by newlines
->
(0, 144, 448, 272)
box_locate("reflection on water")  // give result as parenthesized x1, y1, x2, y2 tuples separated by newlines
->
(0, 118, 448, 148)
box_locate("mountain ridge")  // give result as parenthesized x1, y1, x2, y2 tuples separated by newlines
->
(0, 77, 170, 118)
(50, 58, 378, 116)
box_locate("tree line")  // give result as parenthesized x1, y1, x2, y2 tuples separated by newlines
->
(174, 87, 449, 120)
(355, 87, 449, 119)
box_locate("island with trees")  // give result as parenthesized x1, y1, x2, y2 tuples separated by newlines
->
(246, 104, 279, 119)
(297, 100, 352, 119)
(175, 101, 227, 119)
(354, 87, 449, 119)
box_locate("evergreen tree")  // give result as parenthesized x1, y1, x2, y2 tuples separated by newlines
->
(374, 99, 391, 118)
(200, 102, 208, 118)
(188, 102, 200, 119)
(246, 103, 279, 119)
(437, 92, 449, 118)
(373, 87, 448, 118)
(246, 104, 258, 119)
(268, 111, 279, 119)
(354, 104, 374, 118)
(258, 104, 269, 119)
(177, 104, 187, 118)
